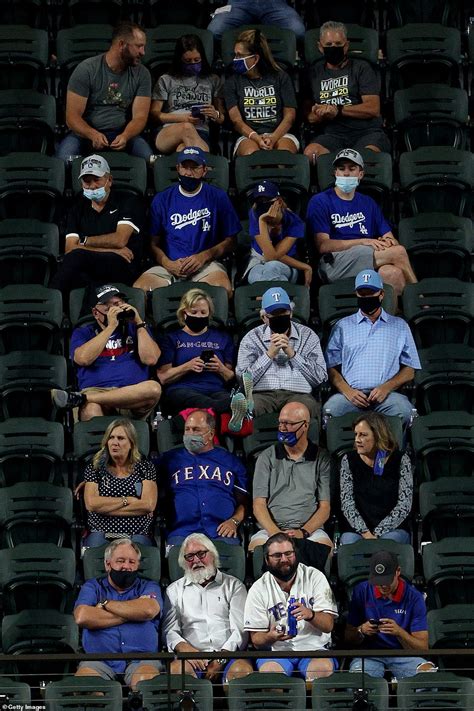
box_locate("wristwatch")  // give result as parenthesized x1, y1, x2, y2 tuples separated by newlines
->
(79, 235, 88, 245)
(216, 658, 227, 666)
(97, 599, 109, 609)
(301, 528, 310, 538)
(136, 322, 147, 329)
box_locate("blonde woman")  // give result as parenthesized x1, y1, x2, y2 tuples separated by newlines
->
(82, 419, 157, 547)
(224, 28, 299, 156)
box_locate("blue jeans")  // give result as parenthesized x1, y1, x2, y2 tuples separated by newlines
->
(340, 530, 410, 546)
(350, 656, 435, 679)
(56, 131, 153, 163)
(247, 261, 298, 284)
(323, 392, 413, 426)
(84, 531, 153, 548)
(208, 0, 305, 40)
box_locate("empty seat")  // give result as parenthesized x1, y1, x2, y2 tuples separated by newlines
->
(228, 672, 306, 711)
(0, 218, 59, 287)
(423, 538, 474, 608)
(415, 345, 474, 414)
(410, 411, 474, 481)
(0, 90, 56, 155)
(0, 351, 67, 420)
(45, 677, 122, 711)
(312, 672, 389, 710)
(0, 25, 48, 90)
(427, 610, 474, 673)
(420, 477, 474, 542)
(138, 675, 213, 711)
(0, 153, 65, 222)
(0, 284, 63, 355)
(0, 417, 64, 486)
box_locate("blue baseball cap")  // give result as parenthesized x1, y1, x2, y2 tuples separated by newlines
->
(261, 287, 292, 314)
(251, 180, 280, 200)
(355, 269, 383, 292)
(176, 146, 207, 166)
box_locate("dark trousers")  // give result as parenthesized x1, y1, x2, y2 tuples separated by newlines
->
(51, 250, 135, 294)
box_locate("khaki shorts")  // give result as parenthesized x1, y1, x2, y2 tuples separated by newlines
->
(234, 133, 300, 156)
(76, 386, 154, 422)
(250, 528, 332, 546)
(144, 260, 227, 285)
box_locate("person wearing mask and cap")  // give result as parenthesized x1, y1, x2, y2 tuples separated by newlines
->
(245, 181, 312, 287)
(134, 146, 240, 297)
(307, 147, 417, 297)
(51, 284, 161, 421)
(345, 550, 437, 679)
(158, 409, 249, 549)
(303, 21, 390, 164)
(51, 154, 144, 296)
(324, 269, 420, 426)
(236, 286, 327, 423)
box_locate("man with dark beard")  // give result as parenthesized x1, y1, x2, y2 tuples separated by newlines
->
(244, 532, 338, 681)
(56, 21, 153, 162)
(162, 533, 252, 682)
(74, 538, 162, 689)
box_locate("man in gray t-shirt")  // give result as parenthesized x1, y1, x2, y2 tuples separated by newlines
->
(249, 401, 333, 551)
(57, 21, 152, 163)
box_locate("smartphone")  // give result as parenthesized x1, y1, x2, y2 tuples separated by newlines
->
(201, 349, 214, 363)
(191, 104, 208, 118)
(369, 618, 380, 627)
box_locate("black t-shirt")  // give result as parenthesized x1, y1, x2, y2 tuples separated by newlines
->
(310, 57, 382, 133)
(224, 70, 297, 135)
(65, 190, 144, 262)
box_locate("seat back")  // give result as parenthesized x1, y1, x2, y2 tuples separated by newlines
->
(0, 350, 67, 419)
(234, 282, 310, 333)
(0, 676, 30, 705)
(228, 672, 306, 710)
(155, 418, 182, 454)
(312, 673, 389, 710)
(73, 416, 150, 467)
(56, 24, 113, 97)
(416, 344, 474, 413)
(83, 543, 161, 582)
(423, 537, 474, 607)
(0, 417, 64, 485)
(45, 677, 123, 711)
(337, 539, 414, 594)
(326, 413, 403, 459)
(0, 89, 56, 154)
(2, 609, 79, 655)
(305, 24, 379, 66)
(243, 412, 319, 462)
(0, 284, 63, 354)
(0, 153, 64, 221)
(69, 283, 146, 327)
(221, 25, 296, 69)
(71, 153, 147, 197)
(235, 152, 310, 213)
(167, 540, 245, 582)
(138, 675, 214, 711)
(153, 152, 229, 192)
(398, 670, 473, 709)
(145, 25, 213, 77)
(0, 218, 59, 287)
(152, 282, 228, 332)
(411, 411, 474, 481)
(0, 26, 48, 90)
(420, 477, 474, 541)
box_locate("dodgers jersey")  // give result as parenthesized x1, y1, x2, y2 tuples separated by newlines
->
(244, 563, 338, 652)
(306, 188, 391, 240)
(150, 182, 241, 261)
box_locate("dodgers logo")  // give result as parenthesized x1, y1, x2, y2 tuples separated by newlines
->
(170, 207, 211, 230)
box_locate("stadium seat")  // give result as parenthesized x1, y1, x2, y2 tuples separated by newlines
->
(242, 412, 320, 462)
(144, 1, 207, 28)
(0, 284, 63, 355)
(228, 672, 306, 711)
(410, 411, 474, 481)
(0, 153, 65, 222)
(153, 152, 229, 193)
(0, 676, 30, 705)
(0, 351, 67, 420)
(152, 281, 229, 332)
(304, 24, 379, 66)
(0, 482, 74, 547)
(312, 673, 389, 710)
(398, 147, 474, 217)
(221, 25, 296, 70)
(82, 542, 161, 582)
(145, 25, 213, 80)
(420, 477, 474, 542)
(137, 675, 213, 711)
(398, 213, 472, 282)
(234, 281, 310, 333)
(71, 153, 147, 198)
(427, 609, 474, 673)
(73, 416, 150, 472)
(65, 0, 124, 26)
(0, 0, 45, 27)
(337, 539, 414, 597)
(304, 3, 376, 29)
(45, 677, 122, 711)
(423, 537, 474, 608)
(326, 412, 403, 460)
(415, 345, 474, 414)
(0, 218, 59, 287)
(386, 0, 459, 27)
(2, 609, 78, 657)
(167, 540, 245, 583)
(402, 278, 474, 348)
(0, 417, 65, 486)
(0, 26, 49, 91)
(0, 90, 56, 155)
(69, 282, 146, 328)
(56, 24, 113, 100)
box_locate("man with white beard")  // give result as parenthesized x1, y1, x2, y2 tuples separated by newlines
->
(162, 533, 252, 682)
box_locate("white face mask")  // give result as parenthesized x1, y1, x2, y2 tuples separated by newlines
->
(335, 176, 359, 194)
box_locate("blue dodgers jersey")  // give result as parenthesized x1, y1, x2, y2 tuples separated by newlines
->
(306, 188, 391, 240)
(158, 327, 235, 394)
(150, 182, 241, 260)
(159, 447, 248, 538)
(248, 208, 305, 257)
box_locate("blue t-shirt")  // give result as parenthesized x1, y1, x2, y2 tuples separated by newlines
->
(150, 182, 241, 261)
(306, 188, 391, 241)
(347, 579, 427, 650)
(248, 208, 305, 258)
(159, 446, 248, 539)
(74, 575, 163, 673)
(70, 322, 151, 390)
(158, 327, 234, 394)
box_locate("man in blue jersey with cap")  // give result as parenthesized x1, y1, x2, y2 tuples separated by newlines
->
(134, 146, 240, 297)
(324, 269, 420, 425)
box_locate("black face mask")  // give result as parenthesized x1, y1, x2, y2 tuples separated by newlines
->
(185, 313, 209, 333)
(255, 201, 274, 218)
(109, 569, 138, 589)
(178, 174, 202, 192)
(357, 295, 381, 316)
(268, 314, 291, 334)
(323, 45, 346, 66)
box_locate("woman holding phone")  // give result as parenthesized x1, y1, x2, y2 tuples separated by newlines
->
(157, 288, 236, 415)
(150, 33, 225, 154)
(82, 419, 157, 548)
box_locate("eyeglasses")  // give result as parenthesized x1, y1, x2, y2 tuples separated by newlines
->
(183, 549, 209, 562)
(278, 420, 306, 428)
(267, 550, 296, 560)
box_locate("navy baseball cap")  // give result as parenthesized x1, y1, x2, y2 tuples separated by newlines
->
(176, 146, 207, 166)
(251, 180, 280, 200)
(95, 285, 126, 304)
(355, 269, 383, 292)
(369, 550, 399, 586)
(261, 287, 292, 314)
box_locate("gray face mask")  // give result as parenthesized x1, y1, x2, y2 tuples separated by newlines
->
(183, 433, 208, 453)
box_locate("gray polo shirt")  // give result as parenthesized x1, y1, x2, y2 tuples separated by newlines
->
(253, 441, 331, 529)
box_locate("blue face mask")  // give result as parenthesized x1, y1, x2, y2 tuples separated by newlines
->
(182, 61, 202, 76)
(335, 176, 359, 194)
(277, 422, 305, 447)
(233, 55, 255, 75)
(83, 186, 107, 202)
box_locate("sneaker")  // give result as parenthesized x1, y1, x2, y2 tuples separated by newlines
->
(242, 371, 254, 415)
(51, 388, 86, 409)
(228, 392, 248, 432)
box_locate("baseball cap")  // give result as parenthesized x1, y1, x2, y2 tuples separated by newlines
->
(79, 154, 110, 178)
(368, 550, 399, 586)
(261, 286, 292, 314)
(333, 148, 364, 169)
(355, 269, 383, 292)
(251, 180, 280, 200)
(95, 285, 126, 304)
(176, 146, 207, 166)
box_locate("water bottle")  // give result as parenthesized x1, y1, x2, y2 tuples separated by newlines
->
(322, 408, 331, 431)
(409, 407, 419, 427)
(287, 596, 298, 637)
(151, 410, 164, 431)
